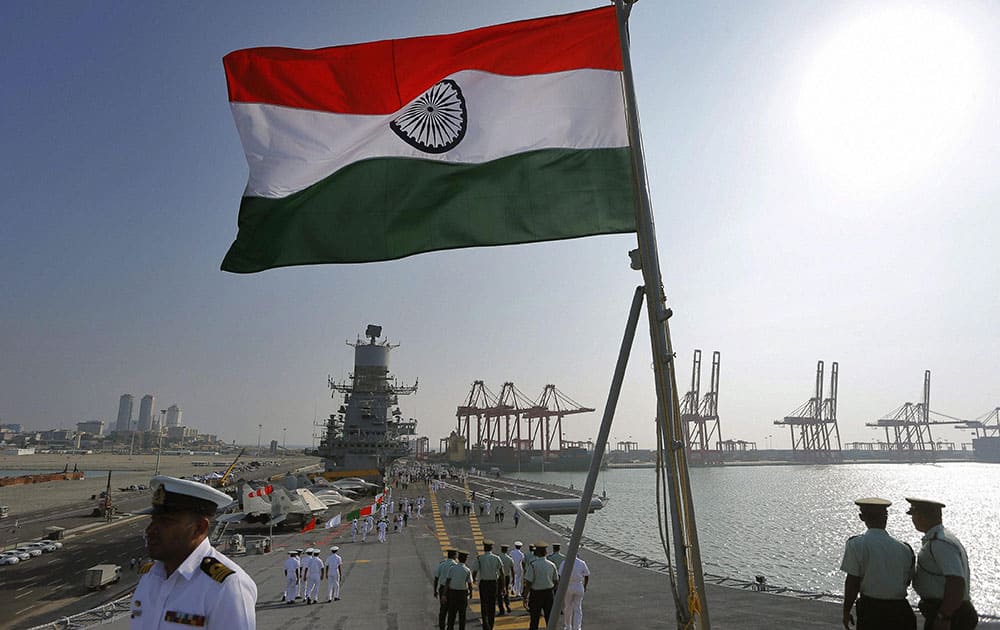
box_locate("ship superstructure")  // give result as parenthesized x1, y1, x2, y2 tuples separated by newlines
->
(316, 325, 417, 476)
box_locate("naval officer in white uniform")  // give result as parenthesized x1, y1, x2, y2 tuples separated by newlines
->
(840, 497, 915, 630)
(131, 475, 257, 629)
(907, 497, 979, 630)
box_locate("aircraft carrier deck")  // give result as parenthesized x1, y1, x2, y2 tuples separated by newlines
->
(35, 473, 1000, 630)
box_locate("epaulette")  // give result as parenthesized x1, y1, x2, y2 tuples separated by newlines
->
(138, 561, 154, 575)
(200, 557, 235, 583)
(847, 534, 860, 541)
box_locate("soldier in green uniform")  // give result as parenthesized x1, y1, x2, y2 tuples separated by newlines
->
(445, 550, 473, 630)
(434, 549, 458, 630)
(523, 541, 559, 630)
(471, 541, 504, 630)
(547, 542, 565, 572)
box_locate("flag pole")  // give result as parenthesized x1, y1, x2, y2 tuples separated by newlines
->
(546, 285, 644, 630)
(613, 1, 710, 627)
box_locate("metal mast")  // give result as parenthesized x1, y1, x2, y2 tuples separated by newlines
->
(613, 1, 709, 626)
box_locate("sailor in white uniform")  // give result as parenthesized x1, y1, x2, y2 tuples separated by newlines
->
(283, 550, 300, 604)
(304, 549, 322, 604)
(509, 541, 525, 597)
(130, 476, 257, 629)
(559, 553, 590, 630)
(325, 546, 343, 602)
(294, 548, 305, 599)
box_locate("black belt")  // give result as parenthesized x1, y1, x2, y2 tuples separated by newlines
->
(860, 595, 908, 602)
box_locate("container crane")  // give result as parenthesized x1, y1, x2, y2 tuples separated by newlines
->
(774, 361, 842, 462)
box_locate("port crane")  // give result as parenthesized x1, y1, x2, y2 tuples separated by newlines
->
(455, 381, 594, 454)
(486, 382, 538, 452)
(866, 372, 996, 459)
(521, 385, 595, 454)
(955, 406, 1000, 438)
(456, 380, 500, 452)
(680, 350, 724, 464)
(773, 361, 842, 462)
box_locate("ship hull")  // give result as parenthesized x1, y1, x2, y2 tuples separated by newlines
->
(973, 436, 1000, 463)
(470, 446, 600, 472)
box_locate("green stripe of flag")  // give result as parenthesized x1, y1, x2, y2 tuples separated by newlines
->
(221, 147, 635, 273)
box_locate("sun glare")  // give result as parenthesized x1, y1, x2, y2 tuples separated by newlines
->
(796, 6, 980, 190)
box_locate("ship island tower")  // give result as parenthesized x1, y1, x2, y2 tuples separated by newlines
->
(316, 325, 418, 479)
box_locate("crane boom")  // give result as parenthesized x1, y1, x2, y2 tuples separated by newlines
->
(219, 448, 246, 487)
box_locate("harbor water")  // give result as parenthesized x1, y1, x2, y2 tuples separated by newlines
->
(512, 462, 1000, 616)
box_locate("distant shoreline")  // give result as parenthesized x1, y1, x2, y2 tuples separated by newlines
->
(0, 453, 322, 520)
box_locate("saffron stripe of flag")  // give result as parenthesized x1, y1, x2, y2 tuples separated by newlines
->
(223, 6, 622, 114)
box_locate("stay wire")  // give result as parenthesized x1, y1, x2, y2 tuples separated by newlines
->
(655, 409, 683, 617)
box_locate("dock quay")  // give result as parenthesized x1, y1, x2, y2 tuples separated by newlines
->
(23, 473, 998, 630)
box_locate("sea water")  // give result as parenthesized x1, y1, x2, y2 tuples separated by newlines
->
(511, 462, 1000, 616)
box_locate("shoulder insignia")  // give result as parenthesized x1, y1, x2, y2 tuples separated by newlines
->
(138, 561, 155, 575)
(200, 557, 235, 583)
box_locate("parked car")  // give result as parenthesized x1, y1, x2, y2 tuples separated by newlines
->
(15, 546, 42, 557)
(0, 552, 21, 565)
(3, 549, 30, 561)
(23, 541, 58, 553)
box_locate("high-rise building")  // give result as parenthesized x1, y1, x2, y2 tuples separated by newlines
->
(115, 394, 134, 433)
(138, 394, 155, 432)
(77, 420, 105, 435)
(165, 404, 183, 427)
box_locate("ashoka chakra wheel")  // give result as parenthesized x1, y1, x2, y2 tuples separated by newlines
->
(390, 79, 467, 154)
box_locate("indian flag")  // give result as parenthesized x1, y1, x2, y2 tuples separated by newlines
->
(344, 503, 378, 521)
(221, 6, 635, 273)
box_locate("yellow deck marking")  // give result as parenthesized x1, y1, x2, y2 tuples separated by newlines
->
(463, 479, 484, 549)
(457, 480, 530, 628)
(428, 486, 452, 553)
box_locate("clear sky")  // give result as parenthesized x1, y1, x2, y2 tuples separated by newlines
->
(2, 1, 997, 451)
